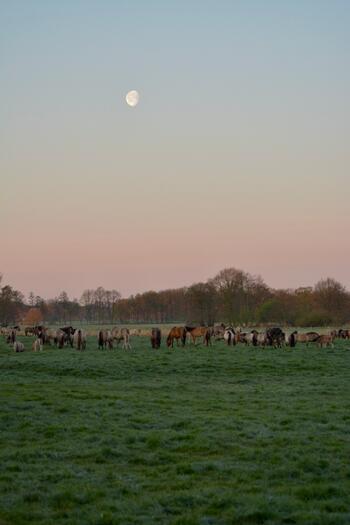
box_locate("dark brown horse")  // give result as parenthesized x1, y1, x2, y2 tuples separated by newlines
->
(151, 328, 161, 349)
(166, 327, 186, 348)
(338, 329, 350, 339)
(6, 329, 17, 345)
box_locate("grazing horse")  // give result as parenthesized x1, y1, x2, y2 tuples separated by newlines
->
(73, 329, 86, 351)
(166, 327, 186, 348)
(266, 327, 285, 348)
(295, 332, 319, 345)
(235, 330, 248, 345)
(316, 334, 335, 348)
(151, 328, 161, 349)
(185, 326, 211, 346)
(98, 330, 113, 350)
(60, 326, 76, 347)
(112, 327, 131, 349)
(224, 327, 236, 346)
(13, 341, 24, 352)
(213, 323, 226, 340)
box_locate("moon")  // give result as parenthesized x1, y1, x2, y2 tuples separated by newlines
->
(125, 90, 139, 107)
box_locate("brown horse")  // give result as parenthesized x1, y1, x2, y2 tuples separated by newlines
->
(338, 329, 350, 339)
(185, 326, 211, 346)
(98, 330, 113, 350)
(295, 332, 319, 345)
(166, 327, 186, 348)
(151, 328, 161, 349)
(317, 334, 335, 348)
(6, 329, 17, 345)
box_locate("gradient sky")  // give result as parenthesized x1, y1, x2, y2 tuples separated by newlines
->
(1, 0, 349, 299)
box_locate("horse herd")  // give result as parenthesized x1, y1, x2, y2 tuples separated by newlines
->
(167, 325, 348, 349)
(1, 324, 349, 353)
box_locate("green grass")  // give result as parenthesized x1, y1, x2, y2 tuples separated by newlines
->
(0, 336, 350, 524)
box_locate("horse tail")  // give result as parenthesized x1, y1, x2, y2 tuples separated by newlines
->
(78, 329, 82, 350)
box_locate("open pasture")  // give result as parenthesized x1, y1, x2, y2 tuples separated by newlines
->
(0, 335, 350, 524)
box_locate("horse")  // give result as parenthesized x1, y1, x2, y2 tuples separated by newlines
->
(256, 332, 268, 347)
(150, 328, 161, 349)
(235, 330, 248, 345)
(112, 327, 131, 349)
(6, 329, 17, 345)
(224, 327, 236, 346)
(288, 331, 297, 348)
(213, 323, 225, 340)
(33, 325, 48, 344)
(166, 327, 186, 348)
(248, 330, 259, 346)
(13, 341, 24, 352)
(98, 330, 113, 350)
(295, 332, 319, 345)
(185, 326, 211, 346)
(32, 338, 43, 352)
(338, 329, 350, 339)
(316, 334, 335, 348)
(73, 329, 86, 351)
(266, 327, 285, 348)
(118, 328, 131, 350)
(60, 326, 76, 347)
(48, 329, 65, 348)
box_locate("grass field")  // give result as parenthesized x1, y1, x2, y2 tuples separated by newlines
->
(1, 335, 350, 525)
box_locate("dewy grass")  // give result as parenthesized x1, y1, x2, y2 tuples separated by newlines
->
(0, 335, 350, 524)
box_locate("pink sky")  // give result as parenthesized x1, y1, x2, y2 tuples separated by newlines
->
(1, 2, 349, 299)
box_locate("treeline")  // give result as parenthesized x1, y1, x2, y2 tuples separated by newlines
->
(1, 269, 350, 326)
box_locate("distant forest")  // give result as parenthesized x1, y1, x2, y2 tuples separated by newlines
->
(1, 269, 349, 327)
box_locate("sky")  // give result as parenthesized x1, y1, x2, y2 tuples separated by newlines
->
(1, 0, 349, 299)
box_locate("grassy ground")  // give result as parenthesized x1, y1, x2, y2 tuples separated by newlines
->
(0, 335, 350, 525)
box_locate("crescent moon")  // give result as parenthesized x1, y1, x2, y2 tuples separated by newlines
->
(126, 90, 139, 107)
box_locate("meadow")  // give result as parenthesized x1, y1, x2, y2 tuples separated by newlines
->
(0, 334, 350, 525)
